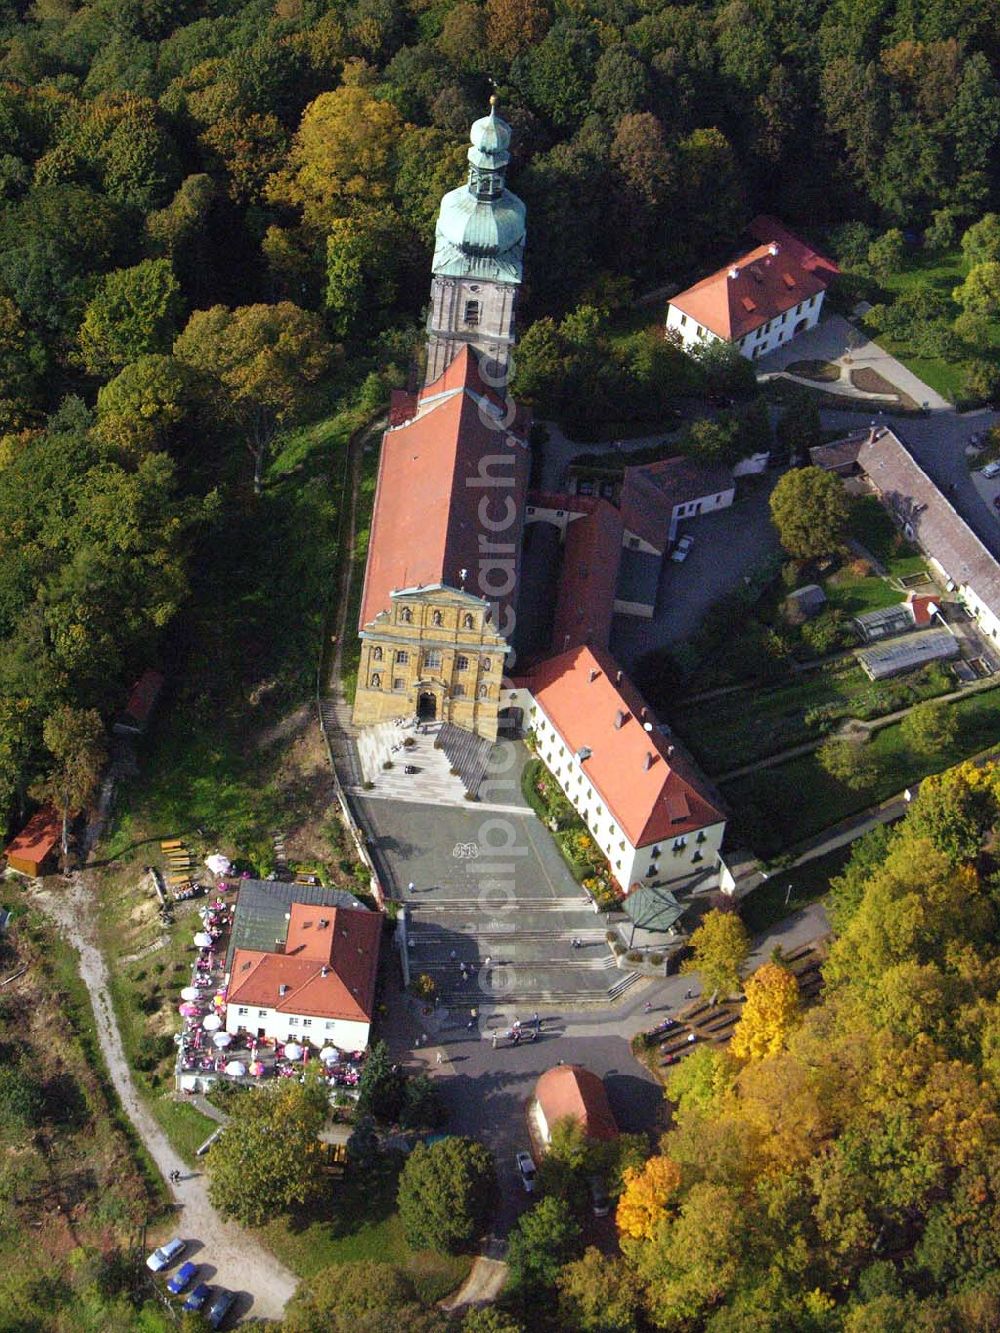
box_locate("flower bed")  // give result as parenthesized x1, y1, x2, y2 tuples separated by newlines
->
(521, 757, 622, 910)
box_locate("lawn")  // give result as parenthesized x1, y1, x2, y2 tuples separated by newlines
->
(864, 247, 1000, 404)
(260, 1156, 472, 1302)
(723, 683, 1000, 857)
(671, 661, 953, 774)
(739, 844, 853, 935)
(823, 567, 903, 616)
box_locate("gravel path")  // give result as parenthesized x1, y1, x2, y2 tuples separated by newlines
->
(30, 876, 298, 1325)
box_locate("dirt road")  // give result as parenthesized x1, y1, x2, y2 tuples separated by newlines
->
(31, 876, 298, 1325)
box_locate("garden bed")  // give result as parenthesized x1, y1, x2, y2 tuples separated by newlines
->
(787, 359, 841, 382)
(520, 756, 622, 910)
(722, 683, 1000, 857)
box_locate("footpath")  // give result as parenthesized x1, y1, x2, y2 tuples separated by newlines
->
(30, 875, 298, 1322)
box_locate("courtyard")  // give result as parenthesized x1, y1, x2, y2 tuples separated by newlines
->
(355, 781, 627, 1009)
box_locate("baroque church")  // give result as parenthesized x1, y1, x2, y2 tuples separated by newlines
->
(354, 101, 729, 914)
(353, 97, 528, 742)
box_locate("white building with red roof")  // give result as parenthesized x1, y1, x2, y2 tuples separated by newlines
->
(505, 645, 727, 896)
(225, 896, 381, 1051)
(666, 216, 838, 361)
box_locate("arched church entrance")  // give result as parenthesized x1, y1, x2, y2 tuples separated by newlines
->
(417, 691, 437, 721)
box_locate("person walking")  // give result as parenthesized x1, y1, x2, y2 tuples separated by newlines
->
(644, 1001, 653, 1013)
(436, 1050, 444, 1065)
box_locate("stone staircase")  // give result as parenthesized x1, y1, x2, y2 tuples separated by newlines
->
(436, 723, 494, 797)
(354, 720, 469, 804)
(318, 696, 364, 789)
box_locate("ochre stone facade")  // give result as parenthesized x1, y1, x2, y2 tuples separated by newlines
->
(353, 586, 509, 740)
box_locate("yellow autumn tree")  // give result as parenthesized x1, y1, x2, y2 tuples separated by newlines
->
(730, 962, 801, 1061)
(615, 1154, 681, 1242)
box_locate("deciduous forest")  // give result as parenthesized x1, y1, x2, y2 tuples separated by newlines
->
(0, 0, 999, 831)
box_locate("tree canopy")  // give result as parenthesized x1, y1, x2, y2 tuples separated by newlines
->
(769, 466, 851, 559)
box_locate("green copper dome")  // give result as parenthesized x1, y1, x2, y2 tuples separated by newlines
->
(431, 99, 526, 285)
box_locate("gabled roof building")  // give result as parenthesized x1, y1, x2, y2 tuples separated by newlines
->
(225, 891, 381, 1051)
(505, 645, 727, 898)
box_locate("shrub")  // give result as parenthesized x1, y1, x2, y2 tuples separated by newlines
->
(612, 941, 626, 956)
(403, 736, 415, 748)
(382, 760, 393, 770)
(626, 950, 642, 963)
(649, 952, 664, 965)
(363, 780, 374, 790)
(606, 930, 618, 942)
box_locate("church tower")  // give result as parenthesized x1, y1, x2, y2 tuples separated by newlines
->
(424, 98, 526, 387)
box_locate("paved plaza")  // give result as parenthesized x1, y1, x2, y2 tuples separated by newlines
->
(355, 747, 632, 1007)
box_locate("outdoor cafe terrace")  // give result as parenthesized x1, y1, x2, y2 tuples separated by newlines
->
(175, 889, 367, 1095)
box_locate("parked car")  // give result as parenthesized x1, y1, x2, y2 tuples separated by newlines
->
(993, 494, 1000, 512)
(516, 1151, 536, 1193)
(671, 534, 694, 562)
(208, 1288, 237, 1329)
(589, 1175, 611, 1217)
(167, 1261, 198, 1295)
(146, 1238, 185, 1272)
(182, 1283, 212, 1313)
(981, 461, 1000, 478)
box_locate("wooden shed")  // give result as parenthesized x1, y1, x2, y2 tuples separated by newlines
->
(5, 808, 61, 877)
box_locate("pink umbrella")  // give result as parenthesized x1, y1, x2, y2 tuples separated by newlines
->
(250, 1061, 265, 1077)
(179, 1003, 199, 1017)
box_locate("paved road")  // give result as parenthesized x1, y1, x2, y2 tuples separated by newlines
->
(389, 897, 829, 1237)
(30, 876, 298, 1326)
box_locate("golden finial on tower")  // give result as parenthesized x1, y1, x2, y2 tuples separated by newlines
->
(489, 93, 498, 108)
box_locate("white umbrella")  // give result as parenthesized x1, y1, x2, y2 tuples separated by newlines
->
(193, 931, 213, 949)
(319, 1046, 340, 1064)
(202, 1013, 222, 1032)
(283, 1042, 303, 1060)
(205, 853, 231, 876)
(224, 1060, 247, 1077)
(213, 1031, 233, 1048)
(180, 986, 199, 1002)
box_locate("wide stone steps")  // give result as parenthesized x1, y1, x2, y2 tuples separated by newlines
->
(437, 722, 494, 796)
(407, 954, 617, 971)
(408, 898, 596, 912)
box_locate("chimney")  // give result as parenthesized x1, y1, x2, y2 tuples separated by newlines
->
(614, 710, 626, 729)
(643, 752, 654, 771)
(318, 918, 329, 928)
(279, 984, 289, 996)
(589, 668, 599, 683)
(320, 965, 329, 977)
(768, 242, 779, 256)
(728, 267, 739, 280)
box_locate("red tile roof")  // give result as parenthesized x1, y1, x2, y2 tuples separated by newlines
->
(124, 669, 163, 725)
(534, 1064, 618, 1142)
(906, 593, 938, 627)
(671, 217, 838, 342)
(4, 807, 60, 874)
(359, 346, 530, 629)
(551, 502, 622, 653)
(227, 902, 381, 1024)
(514, 644, 726, 846)
(619, 466, 671, 552)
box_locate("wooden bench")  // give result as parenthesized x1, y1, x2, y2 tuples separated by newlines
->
(160, 839, 184, 851)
